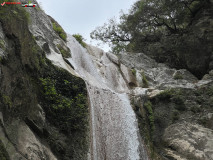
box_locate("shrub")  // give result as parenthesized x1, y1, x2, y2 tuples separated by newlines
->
(155, 89, 173, 101)
(72, 34, 86, 48)
(144, 101, 155, 135)
(173, 72, 183, 80)
(52, 23, 67, 41)
(190, 105, 201, 113)
(57, 44, 71, 58)
(2, 95, 12, 108)
(131, 68, 136, 76)
(171, 95, 184, 105)
(141, 72, 149, 88)
(39, 77, 87, 133)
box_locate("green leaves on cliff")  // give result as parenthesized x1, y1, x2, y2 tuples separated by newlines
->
(52, 22, 67, 41)
(144, 101, 155, 135)
(39, 69, 88, 133)
(72, 34, 86, 48)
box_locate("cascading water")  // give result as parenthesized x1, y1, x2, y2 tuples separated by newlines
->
(66, 35, 148, 160)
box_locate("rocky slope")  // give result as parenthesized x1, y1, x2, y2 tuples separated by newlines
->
(0, 0, 213, 160)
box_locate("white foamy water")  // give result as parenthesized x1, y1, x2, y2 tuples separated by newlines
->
(65, 35, 148, 160)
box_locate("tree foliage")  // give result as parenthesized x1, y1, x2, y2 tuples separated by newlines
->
(91, 0, 209, 53)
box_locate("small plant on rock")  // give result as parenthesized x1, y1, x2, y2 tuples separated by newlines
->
(174, 72, 183, 80)
(141, 72, 149, 88)
(72, 34, 86, 48)
(144, 101, 155, 135)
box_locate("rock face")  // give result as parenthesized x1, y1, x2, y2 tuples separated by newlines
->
(0, 3, 89, 160)
(163, 122, 213, 160)
(119, 51, 213, 160)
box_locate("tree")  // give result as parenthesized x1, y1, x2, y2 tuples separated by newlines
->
(90, 0, 209, 53)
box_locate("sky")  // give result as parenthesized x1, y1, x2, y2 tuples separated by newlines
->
(36, 0, 137, 51)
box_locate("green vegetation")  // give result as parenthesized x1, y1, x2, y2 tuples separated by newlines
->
(39, 75, 88, 133)
(173, 72, 183, 80)
(144, 101, 155, 135)
(73, 34, 86, 48)
(0, 40, 5, 50)
(52, 23, 67, 41)
(90, 0, 211, 78)
(91, 0, 209, 53)
(2, 95, 12, 108)
(57, 44, 71, 58)
(0, 140, 10, 160)
(155, 89, 174, 101)
(141, 72, 149, 88)
(190, 105, 201, 113)
(131, 68, 136, 76)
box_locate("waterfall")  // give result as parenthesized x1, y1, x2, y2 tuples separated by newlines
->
(66, 35, 148, 160)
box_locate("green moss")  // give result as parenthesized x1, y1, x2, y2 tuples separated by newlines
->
(0, 140, 10, 160)
(207, 86, 213, 96)
(144, 101, 155, 136)
(0, 40, 5, 50)
(131, 68, 136, 76)
(52, 23, 67, 41)
(72, 34, 86, 48)
(173, 72, 183, 80)
(155, 89, 173, 101)
(57, 44, 71, 58)
(141, 72, 149, 88)
(2, 95, 12, 108)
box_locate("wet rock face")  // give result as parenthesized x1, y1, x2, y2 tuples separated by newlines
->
(163, 122, 213, 160)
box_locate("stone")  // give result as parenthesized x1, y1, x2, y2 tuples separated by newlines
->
(120, 64, 138, 87)
(163, 122, 213, 160)
(106, 52, 120, 65)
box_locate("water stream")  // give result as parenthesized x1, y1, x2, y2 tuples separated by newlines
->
(67, 35, 148, 160)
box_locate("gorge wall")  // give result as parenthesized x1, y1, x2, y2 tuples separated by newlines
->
(0, 0, 213, 160)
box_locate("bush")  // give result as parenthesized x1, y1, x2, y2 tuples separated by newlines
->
(171, 95, 184, 105)
(155, 89, 173, 101)
(144, 101, 155, 135)
(190, 105, 201, 113)
(2, 95, 12, 108)
(141, 72, 149, 88)
(57, 44, 71, 58)
(131, 68, 136, 76)
(52, 23, 67, 41)
(39, 76, 88, 133)
(73, 34, 86, 48)
(173, 72, 183, 80)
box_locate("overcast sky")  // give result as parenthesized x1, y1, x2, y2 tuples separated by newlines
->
(36, 0, 136, 51)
